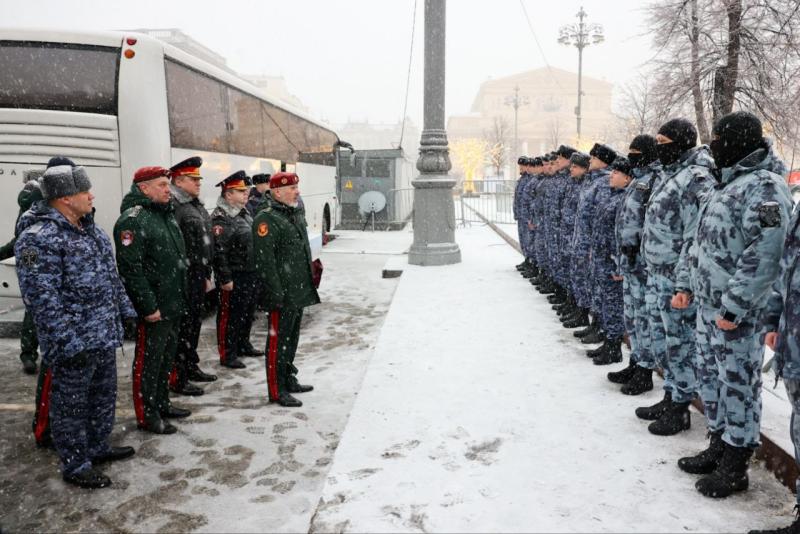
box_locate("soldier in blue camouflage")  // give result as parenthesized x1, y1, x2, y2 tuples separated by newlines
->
(586, 157, 631, 365)
(638, 118, 716, 436)
(15, 164, 137, 489)
(513, 157, 534, 274)
(607, 135, 662, 395)
(571, 143, 617, 341)
(674, 112, 793, 498)
(555, 151, 590, 325)
(752, 187, 800, 534)
(531, 154, 556, 292)
(546, 146, 578, 308)
(522, 157, 545, 278)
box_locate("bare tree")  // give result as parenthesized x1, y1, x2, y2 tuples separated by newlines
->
(547, 117, 562, 148)
(483, 116, 510, 178)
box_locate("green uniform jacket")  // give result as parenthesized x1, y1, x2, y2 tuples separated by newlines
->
(253, 197, 320, 310)
(114, 184, 188, 320)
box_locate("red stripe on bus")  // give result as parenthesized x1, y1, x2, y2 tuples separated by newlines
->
(267, 311, 280, 400)
(33, 368, 52, 444)
(132, 322, 146, 426)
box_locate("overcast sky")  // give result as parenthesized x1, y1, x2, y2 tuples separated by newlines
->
(2, 0, 655, 128)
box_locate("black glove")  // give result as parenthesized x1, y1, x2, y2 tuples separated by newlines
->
(620, 245, 638, 268)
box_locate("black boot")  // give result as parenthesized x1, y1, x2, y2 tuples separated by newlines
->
(547, 287, 566, 304)
(187, 363, 217, 383)
(274, 392, 303, 407)
(635, 392, 672, 420)
(573, 320, 595, 338)
(620, 366, 654, 395)
(696, 443, 753, 498)
(557, 298, 577, 316)
(539, 279, 557, 295)
(169, 381, 204, 396)
(563, 309, 590, 329)
(607, 359, 637, 384)
(240, 343, 265, 357)
(648, 401, 691, 436)
(586, 340, 608, 358)
(161, 406, 192, 419)
(515, 261, 528, 271)
(580, 328, 606, 344)
(63, 467, 112, 489)
(92, 446, 136, 465)
(222, 357, 246, 369)
(748, 507, 800, 534)
(678, 430, 725, 475)
(594, 338, 623, 365)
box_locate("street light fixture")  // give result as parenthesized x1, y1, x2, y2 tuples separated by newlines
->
(504, 85, 529, 166)
(558, 6, 604, 140)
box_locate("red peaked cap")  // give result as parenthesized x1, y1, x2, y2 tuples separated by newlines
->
(269, 172, 300, 189)
(134, 166, 170, 183)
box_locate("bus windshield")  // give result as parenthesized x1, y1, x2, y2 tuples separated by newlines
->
(0, 41, 119, 114)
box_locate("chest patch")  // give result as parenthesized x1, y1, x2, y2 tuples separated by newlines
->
(759, 202, 782, 228)
(213, 225, 224, 237)
(120, 230, 134, 247)
(257, 222, 269, 237)
(20, 248, 38, 267)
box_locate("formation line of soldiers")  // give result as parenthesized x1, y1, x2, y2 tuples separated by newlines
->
(12, 156, 319, 489)
(513, 112, 800, 533)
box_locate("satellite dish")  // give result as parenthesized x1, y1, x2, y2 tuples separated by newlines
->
(357, 191, 387, 216)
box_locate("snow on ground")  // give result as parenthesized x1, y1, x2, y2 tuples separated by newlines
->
(310, 223, 796, 534)
(0, 230, 405, 533)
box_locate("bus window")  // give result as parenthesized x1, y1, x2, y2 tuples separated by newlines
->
(0, 41, 119, 114)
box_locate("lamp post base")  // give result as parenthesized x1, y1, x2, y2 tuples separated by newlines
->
(408, 174, 461, 266)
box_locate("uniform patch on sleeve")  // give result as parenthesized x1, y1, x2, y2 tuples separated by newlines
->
(635, 183, 650, 192)
(20, 248, 38, 267)
(213, 225, 224, 236)
(120, 230, 134, 246)
(758, 201, 781, 228)
(257, 222, 269, 237)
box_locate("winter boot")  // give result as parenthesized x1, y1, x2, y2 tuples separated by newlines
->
(748, 506, 800, 534)
(593, 338, 623, 365)
(573, 318, 596, 338)
(678, 430, 725, 475)
(547, 288, 566, 304)
(635, 392, 672, 420)
(63, 467, 112, 489)
(620, 366, 654, 395)
(586, 339, 609, 358)
(648, 401, 691, 436)
(564, 309, 590, 329)
(580, 328, 606, 344)
(515, 260, 528, 271)
(539, 279, 557, 295)
(522, 268, 537, 279)
(695, 443, 753, 498)
(607, 358, 637, 384)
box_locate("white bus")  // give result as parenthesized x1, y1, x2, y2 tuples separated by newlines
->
(0, 29, 341, 296)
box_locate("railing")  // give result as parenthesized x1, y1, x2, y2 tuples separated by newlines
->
(457, 179, 517, 226)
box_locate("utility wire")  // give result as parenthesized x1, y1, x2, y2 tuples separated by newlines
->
(398, 0, 418, 151)
(518, 0, 569, 95)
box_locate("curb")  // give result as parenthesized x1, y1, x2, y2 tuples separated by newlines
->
(470, 202, 799, 494)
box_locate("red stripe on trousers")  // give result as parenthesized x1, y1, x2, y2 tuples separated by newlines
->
(132, 322, 146, 426)
(33, 368, 52, 444)
(168, 367, 178, 388)
(218, 290, 231, 363)
(267, 311, 280, 400)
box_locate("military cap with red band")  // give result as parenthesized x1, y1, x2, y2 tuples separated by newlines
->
(169, 156, 203, 178)
(269, 172, 300, 189)
(133, 166, 170, 183)
(216, 170, 251, 191)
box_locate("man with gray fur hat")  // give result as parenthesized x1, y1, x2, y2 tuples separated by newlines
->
(15, 163, 137, 488)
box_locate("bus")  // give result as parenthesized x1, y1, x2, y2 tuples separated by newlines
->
(0, 29, 341, 297)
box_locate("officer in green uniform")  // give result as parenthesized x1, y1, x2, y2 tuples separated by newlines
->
(253, 172, 319, 407)
(114, 166, 189, 435)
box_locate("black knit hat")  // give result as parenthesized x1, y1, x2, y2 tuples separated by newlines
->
(517, 156, 527, 165)
(569, 151, 590, 169)
(252, 173, 272, 185)
(590, 143, 617, 165)
(47, 156, 76, 169)
(532, 157, 543, 166)
(658, 118, 698, 151)
(41, 165, 91, 200)
(611, 156, 632, 177)
(629, 134, 658, 164)
(557, 145, 578, 159)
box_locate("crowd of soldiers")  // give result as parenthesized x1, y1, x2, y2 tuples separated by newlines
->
(7, 156, 319, 489)
(513, 111, 800, 533)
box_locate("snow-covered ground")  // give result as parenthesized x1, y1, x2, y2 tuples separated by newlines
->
(310, 223, 796, 533)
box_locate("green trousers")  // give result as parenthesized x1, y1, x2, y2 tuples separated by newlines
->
(265, 309, 303, 399)
(132, 319, 178, 427)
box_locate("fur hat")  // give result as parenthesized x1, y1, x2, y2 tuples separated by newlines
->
(40, 165, 91, 200)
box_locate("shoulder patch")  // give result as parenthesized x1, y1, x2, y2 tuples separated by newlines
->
(120, 229, 135, 246)
(758, 201, 782, 228)
(257, 222, 269, 237)
(212, 225, 224, 236)
(19, 247, 38, 267)
(635, 182, 650, 192)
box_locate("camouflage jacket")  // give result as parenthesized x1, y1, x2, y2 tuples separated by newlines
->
(15, 202, 135, 364)
(591, 186, 627, 278)
(171, 185, 213, 277)
(529, 174, 550, 227)
(546, 170, 570, 238)
(641, 146, 715, 282)
(211, 197, 255, 284)
(690, 144, 792, 319)
(513, 173, 532, 221)
(253, 196, 320, 310)
(559, 173, 586, 250)
(765, 204, 800, 379)
(615, 162, 663, 271)
(572, 168, 611, 259)
(114, 184, 188, 320)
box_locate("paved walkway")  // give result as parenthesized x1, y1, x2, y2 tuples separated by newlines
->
(310, 223, 795, 533)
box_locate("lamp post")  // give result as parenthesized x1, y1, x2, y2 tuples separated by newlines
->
(504, 85, 529, 164)
(408, 0, 461, 266)
(558, 6, 604, 140)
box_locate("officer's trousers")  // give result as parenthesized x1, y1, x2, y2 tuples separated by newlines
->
(517, 220, 529, 257)
(172, 266, 206, 386)
(21, 309, 38, 361)
(642, 272, 668, 371)
(600, 276, 625, 338)
(265, 308, 303, 399)
(695, 303, 765, 448)
(133, 319, 178, 427)
(622, 266, 653, 366)
(646, 271, 697, 403)
(217, 271, 259, 364)
(784, 379, 800, 504)
(51, 348, 116, 475)
(31, 361, 52, 445)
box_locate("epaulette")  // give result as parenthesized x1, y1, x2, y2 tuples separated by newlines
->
(635, 182, 650, 192)
(22, 221, 45, 236)
(122, 205, 143, 219)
